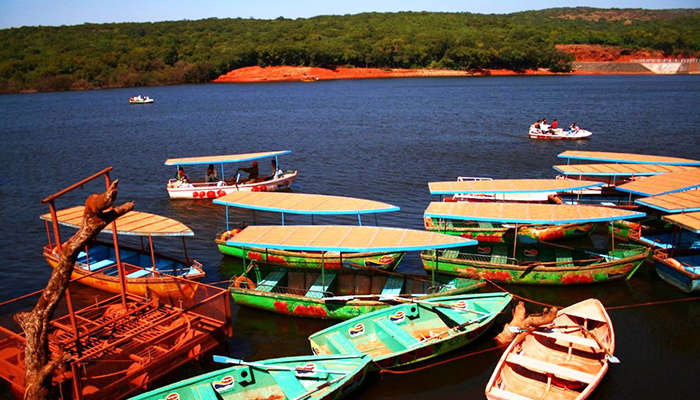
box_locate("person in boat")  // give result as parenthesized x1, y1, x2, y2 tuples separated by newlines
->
(176, 166, 189, 183)
(237, 161, 259, 183)
(205, 164, 218, 183)
(540, 118, 549, 131)
(533, 119, 541, 129)
(551, 119, 558, 129)
(269, 159, 283, 180)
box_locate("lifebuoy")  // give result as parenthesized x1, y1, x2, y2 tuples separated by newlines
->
(233, 275, 255, 290)
(668, 258, 683, 269)
(217, 189, 225, 197)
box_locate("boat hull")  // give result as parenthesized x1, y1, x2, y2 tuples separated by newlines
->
(166, 170, 298, 199)
(128, 354, 372, 400)
(421, 245, 650, 285)
(230, 271, 484, 320)
(217, 236, 404, 271)
(529, 127, 592, 140)
(653, 249, 700, 293)
(44, 245, 204, 299)
(309, 293, 512, 369)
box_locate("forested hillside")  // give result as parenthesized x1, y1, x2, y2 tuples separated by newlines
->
(1, 8, 698, 93)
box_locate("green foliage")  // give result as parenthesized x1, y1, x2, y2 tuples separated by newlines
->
(0, 8, 697, 93)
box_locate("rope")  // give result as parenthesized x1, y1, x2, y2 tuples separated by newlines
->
(379, 343, 507, 375)
(484, 278, 700, 311)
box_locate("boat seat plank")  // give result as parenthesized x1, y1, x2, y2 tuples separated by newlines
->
(306, 272, 337, 299)
(478, 222, 494, 229)
(327, 331, 359, 353)
(532, 330, 601, 350)
(491, 244, 509, 264)
(434, 306, 469, 325)
(442, 249, 459, 259)
(506, 353, 596, 384)
(381, 276, 404, 297)
(84, 259, 115, 272)
(375, 318, 418, 348)
(268, 370, 308, 399)
(555, 249, 575, 267)
(126, 268, 152, 279)
(256, 270, 286, 292)
(488, 387, 536, 400)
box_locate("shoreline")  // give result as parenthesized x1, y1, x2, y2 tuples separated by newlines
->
(213, 63, 696, 84)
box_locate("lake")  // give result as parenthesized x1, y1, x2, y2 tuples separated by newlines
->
(0, 75, 698, 399)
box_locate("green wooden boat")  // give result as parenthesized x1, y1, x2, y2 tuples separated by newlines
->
(128, 354, 372, 400)
(217, 229, 404, 270)
(424, 215, 593, 244)
(420, 242, 650, 285)
(230, 264, 485, 320)
(308, 292, 511, 369)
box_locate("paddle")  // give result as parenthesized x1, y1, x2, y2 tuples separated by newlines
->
(212, 355, 351, 375)
(386, 296, 489, 316)
(322, 293, 428, 303)
(507, 326, 620, 363)
(291, 374, 348, 400)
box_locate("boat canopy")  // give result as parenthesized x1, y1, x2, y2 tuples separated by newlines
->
(636, 190, 700, 213)
(40, 206, 194, 237)
(663, 211, 700, 234)
(428, 179, 603, 195)
(224, 225, 476, 252)
(615, 169, 700, 196)
(164, 150, 291, 166)
(553, 163, 694, 177)
(424, 201, 645, 225)
(557, 150, 700, 166)
(213, 192, 399, 215)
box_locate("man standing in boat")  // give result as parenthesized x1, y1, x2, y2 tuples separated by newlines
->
(237, 161, 259, 183)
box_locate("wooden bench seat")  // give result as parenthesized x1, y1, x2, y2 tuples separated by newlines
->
(268, 370, 307, 399)
(380, 276, 404, 297)
(375, 318, 418, 348)
(257, 270, 286, 292)
(306, 272, 336, 298)
(532, 330, 601, 350)
(506, 353, 596, 384)
(327, 331, 358, 353)
(488, 387, 536, 400)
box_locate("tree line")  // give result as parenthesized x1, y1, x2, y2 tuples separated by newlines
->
(0, 8, 698, 93)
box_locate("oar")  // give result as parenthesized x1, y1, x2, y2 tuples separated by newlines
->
(386, 296, 489, 316)
(322, 293, 428, 302)
(507, 326, 620, 363)
(213, 355, 350, 375)
(292, 373, 348, 400)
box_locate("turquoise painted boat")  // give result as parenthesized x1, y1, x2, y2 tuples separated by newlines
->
(231, 264, 485, 319)
(128, 354, 372, 400)
(652, 211, 700, 293)
(308, 292, 511, 369)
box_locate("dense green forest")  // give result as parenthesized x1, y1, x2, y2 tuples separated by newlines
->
(0, 8, 698, 93)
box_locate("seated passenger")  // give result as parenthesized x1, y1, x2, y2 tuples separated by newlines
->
(205, 164, 218, 183)
(237, 161, 259, 183)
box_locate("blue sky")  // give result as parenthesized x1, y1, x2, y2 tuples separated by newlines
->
(1, 1, 697, 29)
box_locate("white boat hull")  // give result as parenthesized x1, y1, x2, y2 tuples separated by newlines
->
(166, 171, 298, 199)
(529, 126, 592, 140)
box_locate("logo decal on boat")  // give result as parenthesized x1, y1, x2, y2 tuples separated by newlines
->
(159, 393, 180, 400)
(295, 363, 317, 375)
(454, 300, 468, 310)
(524, 249, 538, 257)
(348, 323, 364, 337)
(378, 255, 395, 264)
(477, 246, 491, 255)
(212, 375, 235, 392)
(389, 310, 405, 323)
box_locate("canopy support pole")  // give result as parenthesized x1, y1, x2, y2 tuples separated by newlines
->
(513, 224, 519, 259)
(281, 212, 285, 226)
(221, 163, 225, 181)
(321, 252, 326, 288)
(149, 234, 156, 271)
(357, 214, 362, 226)
(610, 221, 615, 255)
(311, 215, 315, 225)
(182, 237, 190, 265)
(225, 206, 230, 232)
(374, 214, 378, 226)
(432, 249, 438, 287)
(105, 172, 128, 310)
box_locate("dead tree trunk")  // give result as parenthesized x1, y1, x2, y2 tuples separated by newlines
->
(14, 179, 134, 400)
(494, 301, 558, 345)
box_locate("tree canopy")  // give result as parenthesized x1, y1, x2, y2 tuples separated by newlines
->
(0, 8, 697, 93)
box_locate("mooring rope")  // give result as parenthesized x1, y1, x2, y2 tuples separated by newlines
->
(379, 343, 508, 375)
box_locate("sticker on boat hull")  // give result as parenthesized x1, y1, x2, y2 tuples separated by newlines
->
(389, 310, 405, 323)
(295, 363, 317, 376)
(159, 393, 180, 400)
(212, 375, 235, 392)
(348, 323, 364, 337)
(454, 300, 468, 310)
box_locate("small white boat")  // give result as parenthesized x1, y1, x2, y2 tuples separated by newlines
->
(129, 95, 154, 104)
(529, 125, 592, 140)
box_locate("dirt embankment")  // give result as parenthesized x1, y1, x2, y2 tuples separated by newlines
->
(213, 66, 560, 83)
(555, 44, 666, 62)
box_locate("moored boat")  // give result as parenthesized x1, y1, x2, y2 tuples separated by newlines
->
(214, 191, 405, 270)
(41, 205, 205, 298)
(230, 264, 484, 319)
(128, 354, 372, 400)
(557, 150, 700, 166)
(421, 242, 650, 285)
(429, 178, 604, 203)
(652, 210, 700, 292)
(423, 202, 642, 244)
(308, 292, 511, 369)
(165, 151, 298, 199)
(485, 298, 615, 400)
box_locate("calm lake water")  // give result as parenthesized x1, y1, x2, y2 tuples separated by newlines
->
(0, 75, 699, 399)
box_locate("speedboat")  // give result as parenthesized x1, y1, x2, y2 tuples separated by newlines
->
(529, 125, 592, 140)
(129, 95, 154, 104)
